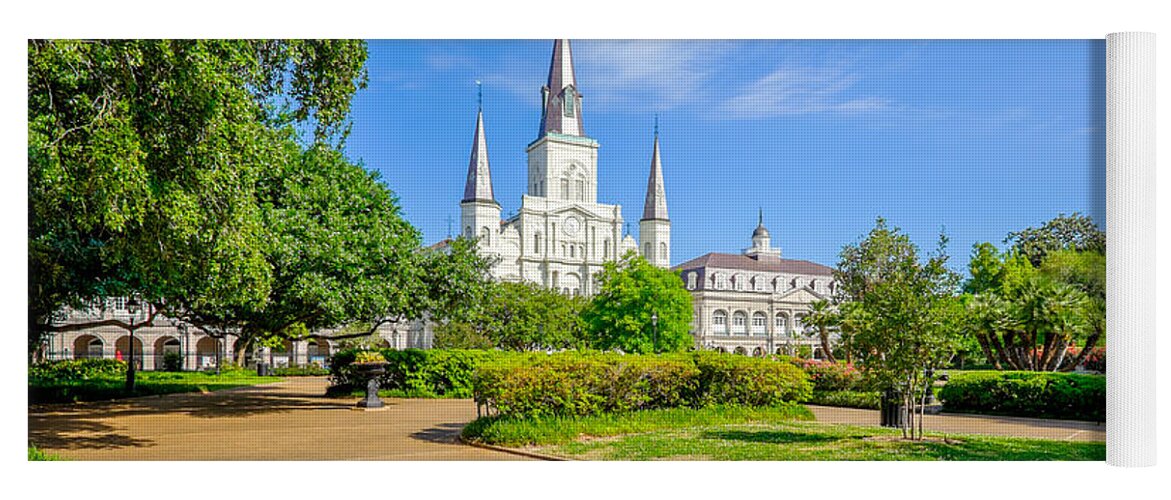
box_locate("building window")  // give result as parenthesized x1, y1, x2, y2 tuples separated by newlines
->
(576, 180, 584, 201)
(604, 239, 611, 259)
(712, 310, 728, 335)
(533, 233, 541, 253)
(775, 314, 789, 336)
(659, 242, 667, 260)
(687, 272, 697, 290)
(732, 311, 748, 335)
(752, 312, 767, 335)
(643, 242, 651, 260)
(480, 226, 490, 243)
(561, 179, 570, 199)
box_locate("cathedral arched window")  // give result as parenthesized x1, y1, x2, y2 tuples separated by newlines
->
(561, 179, 570, 199)
(533, 233, 541, 254)
(465, 226, 473, 238)
(659, 242, 667, 260)
(577, 179, 584, 201)
(643, 243, 651, 260)
(480, 226, 490, 243)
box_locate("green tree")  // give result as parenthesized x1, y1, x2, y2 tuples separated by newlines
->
(583, 251, 693, 354)
(179, 144, 490, 363)
(1005, 213, 1105, 266)
(836, 218, 964, 439)
(803, 300, 840, 363)
(28, 40, 368, 357)
(964, 246, 1102, 372)
(436, 281, 587, 351)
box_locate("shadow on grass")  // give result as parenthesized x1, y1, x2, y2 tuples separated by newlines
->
(701, 429, 841, 445)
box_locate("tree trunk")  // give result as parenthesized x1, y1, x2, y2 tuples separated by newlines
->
(1062, 329, 1102, 372)
(819, 328, 837, 363)
(975, 334, 1001, 370)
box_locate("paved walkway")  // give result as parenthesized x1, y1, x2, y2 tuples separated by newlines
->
(30, 378, 1104, 460)
(28, 377, 529, 460)
(806, 405, 1105, 442)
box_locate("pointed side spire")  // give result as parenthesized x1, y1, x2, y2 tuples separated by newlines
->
(641, 121, 669, 221)
(539, 39, 585, 138)
(462, 102, 496, 204)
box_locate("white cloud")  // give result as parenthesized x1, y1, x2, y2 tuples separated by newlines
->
(573, 40, 739, 112)
(718, 65, 887, 119)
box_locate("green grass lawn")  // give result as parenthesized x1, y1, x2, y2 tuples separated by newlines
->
(28, 446, 63, 461)
(463, 405, 1104, 461)
(29, 370, 281, 404)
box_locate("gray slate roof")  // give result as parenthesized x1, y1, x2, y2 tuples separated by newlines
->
(673, 252, 834, 276)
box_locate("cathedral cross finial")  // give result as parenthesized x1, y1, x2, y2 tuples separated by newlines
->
(476, 80, 482, 110)
(654, 114, 659, 137)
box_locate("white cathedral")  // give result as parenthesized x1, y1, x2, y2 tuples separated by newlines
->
(457, 39, 671, 296)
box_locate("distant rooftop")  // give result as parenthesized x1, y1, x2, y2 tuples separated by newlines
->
(673, 252, 833, 276)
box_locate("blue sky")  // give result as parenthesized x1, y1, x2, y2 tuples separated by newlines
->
(343, 39, 1105, 272)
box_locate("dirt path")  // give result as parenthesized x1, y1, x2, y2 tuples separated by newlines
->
(28, 377, 529, 460)
(806, 405, 1105, 442)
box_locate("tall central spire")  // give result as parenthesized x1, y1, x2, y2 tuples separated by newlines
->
(538, 39, 585, 138)
(462, 92, 496, 204)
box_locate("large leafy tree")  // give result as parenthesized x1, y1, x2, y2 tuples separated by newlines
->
(835, 218, 965, 440)
(28, 40, 368, 354)
(179, 144, 492, 363)
(1005, 212, 1105, 266)
(583, 251, 693, 354)
(434, 280, 587, 351)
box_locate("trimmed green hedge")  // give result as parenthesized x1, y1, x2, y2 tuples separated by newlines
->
(474, 351, 811, 418)
(330, 349, 813, 418)
(808, 390, 881, 410)
(938, 371, 1105, 421)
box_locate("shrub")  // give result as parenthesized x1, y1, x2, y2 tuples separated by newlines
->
(330, 348, 508, 398)
(162, 352, 183, 372)
(474, 351, 811, 419)
(808, 390, 881, 410)
(29, 359, 126, 383)
(787, 358, 863, 391)
(938, 371, 1105, 421)
(691, 352, 812, 408)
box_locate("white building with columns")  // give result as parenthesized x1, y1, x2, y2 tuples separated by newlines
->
(673, 212, 838, 357)
(459, 39, 671, 295)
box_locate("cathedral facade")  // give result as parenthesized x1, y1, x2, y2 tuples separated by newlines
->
(459, 39, 670, 295)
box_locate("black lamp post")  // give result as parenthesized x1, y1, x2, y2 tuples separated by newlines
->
(177, 322, 188, 372)
(126, 297, 140, 393)
(651, 312, 659, 354)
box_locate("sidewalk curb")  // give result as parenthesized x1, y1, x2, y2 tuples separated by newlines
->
(458, 437, 570, 461)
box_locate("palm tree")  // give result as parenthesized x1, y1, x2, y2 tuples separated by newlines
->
(804, 300, 841, 363)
